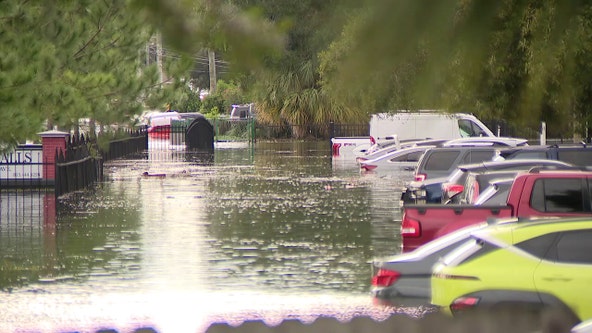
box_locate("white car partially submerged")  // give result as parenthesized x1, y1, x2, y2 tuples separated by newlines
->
(359, 136, 529, 173)
(357, 138, 448, 163)
(360, 145, 436, 172)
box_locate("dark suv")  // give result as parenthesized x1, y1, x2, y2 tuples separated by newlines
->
(500, 144, 592, 167)
(413, 147, 498, 182)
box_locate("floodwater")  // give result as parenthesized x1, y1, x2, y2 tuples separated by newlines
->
(0, 140, 424, 333)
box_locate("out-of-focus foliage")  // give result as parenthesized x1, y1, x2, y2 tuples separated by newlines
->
(321, 0, 592, 137)
(175, 79, 247, 117)
(177, 86, 204, 113)
(134, 0, 358, 137)
(233, 0, 361, 137)
(6, 0, 592, 144)
(0, 0, 179, 147)
(130, 0, 285, 72)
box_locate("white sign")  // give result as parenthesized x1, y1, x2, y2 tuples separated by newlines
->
(0, 146, 43, 179)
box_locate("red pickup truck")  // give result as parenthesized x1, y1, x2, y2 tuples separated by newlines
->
(401, 169, 592, 252)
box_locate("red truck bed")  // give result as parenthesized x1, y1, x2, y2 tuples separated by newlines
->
(400, 170, 592, 252)
(401, 205, 513, 252)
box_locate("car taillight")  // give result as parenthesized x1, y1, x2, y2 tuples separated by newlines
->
(371, 268, 401, 287)
(401, 215, 421, 237)
(443, 183, 464, 198)
(414, 173, 426, 181)
(361, 164, 377, 171)
(450, 296, 480, 313)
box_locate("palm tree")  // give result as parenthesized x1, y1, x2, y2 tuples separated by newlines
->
(255, 61, 359, 138)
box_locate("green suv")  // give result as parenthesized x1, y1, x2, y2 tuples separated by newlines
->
(431, 217, 592, 326)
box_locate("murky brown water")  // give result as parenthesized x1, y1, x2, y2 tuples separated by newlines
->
(0, 141, 424, 333)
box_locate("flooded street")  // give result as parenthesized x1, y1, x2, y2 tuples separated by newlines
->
(0, 141, 422, 333)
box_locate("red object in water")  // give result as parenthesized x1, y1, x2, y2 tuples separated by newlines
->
(148, 125, 171, 139)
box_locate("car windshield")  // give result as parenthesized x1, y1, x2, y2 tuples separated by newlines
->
(476, 182, 512, 205)
(473, 185, 497, 205)
(441, 237, 484, 267)
(447, 169, 464, 183)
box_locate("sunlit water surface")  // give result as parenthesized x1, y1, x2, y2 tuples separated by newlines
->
(0, 141, 425, 332)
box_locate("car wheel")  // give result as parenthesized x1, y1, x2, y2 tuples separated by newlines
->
(539, 307, 580, 333)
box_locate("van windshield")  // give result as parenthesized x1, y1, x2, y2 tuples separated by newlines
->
(458, 119, 486, 137)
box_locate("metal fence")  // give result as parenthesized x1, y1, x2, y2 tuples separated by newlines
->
(101, 127, 148, 161)
(154, 118, 371, 147)
(328, 122, 370, 138)
(212, 118, 255, 142)
(54, 134, 103, 197)
(55, 129, 149, 197)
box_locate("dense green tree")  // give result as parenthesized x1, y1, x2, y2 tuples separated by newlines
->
(134, 0, 359, 138)
(7, 0, 592, 143)
(321, 0, 592, 137)
(0, 1, 159, 146)
(233, 0, 360, 137)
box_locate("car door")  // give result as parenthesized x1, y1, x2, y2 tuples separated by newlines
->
(533, 229, 592, 321)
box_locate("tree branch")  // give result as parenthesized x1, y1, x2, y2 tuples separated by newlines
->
(72, 4, 117, 59)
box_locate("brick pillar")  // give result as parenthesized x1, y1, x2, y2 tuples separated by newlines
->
(38, 130, 69, 180)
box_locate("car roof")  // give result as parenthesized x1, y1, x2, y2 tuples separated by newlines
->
(458, 158, 574, 172)
(441, 217, 592, 268)
(486, 176, 515, 185)
(442, 137, 528, 147)
(362, 145, 434, 164)
(500, 144, 592, 155)
(473, 216, 592, 245)
(472, 170, 520, 181)
(424, 146, 498, 153)
(515, 169, 592, 176)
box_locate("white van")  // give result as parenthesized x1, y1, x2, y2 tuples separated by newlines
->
(369, 112, 494, 141)
(332, 111, 495, 157)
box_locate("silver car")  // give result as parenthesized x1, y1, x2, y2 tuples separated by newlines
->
(371, 219, 517, 306)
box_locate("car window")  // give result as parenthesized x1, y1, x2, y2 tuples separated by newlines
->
(443, 237, 499, 266)
(423, 151, 460, 171)
(530, 178, 588, 213)
(463, 150, 495, 164)
(515, 233, 559, 259)
(554, 230, 592, 264)
(391, 150, 424, 162)
(558, 150, 592, 166)
(509, 151, 548, 160)
(458, 120, 473, 137)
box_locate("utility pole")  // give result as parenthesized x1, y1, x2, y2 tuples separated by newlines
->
(156, 33, 165, 83)
(208, 49, 217, 94)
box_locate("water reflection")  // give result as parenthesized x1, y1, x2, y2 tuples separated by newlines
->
(0, 141, 417, 332)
